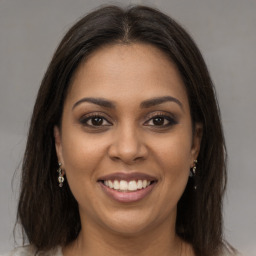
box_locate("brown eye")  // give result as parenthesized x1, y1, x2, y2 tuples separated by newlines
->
(79, 115, 112, 127)
(91, 117, 103, 126)
(144, 114, 177, 127)
(152, 117, 165, 126)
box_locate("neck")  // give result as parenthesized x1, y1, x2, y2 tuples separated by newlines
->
(63, 214, 188, 256)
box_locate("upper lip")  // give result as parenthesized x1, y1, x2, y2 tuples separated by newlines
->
(97, 172, 157, 182)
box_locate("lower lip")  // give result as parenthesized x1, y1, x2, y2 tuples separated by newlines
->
(99, 182, 156, 203)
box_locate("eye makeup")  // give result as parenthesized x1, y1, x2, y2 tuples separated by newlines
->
(144, 111, 178, 128)
(78, 112, 113, 132)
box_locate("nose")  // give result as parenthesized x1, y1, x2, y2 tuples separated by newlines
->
(108, 123, 148, 164)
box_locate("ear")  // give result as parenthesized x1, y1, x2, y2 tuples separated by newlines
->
(190, 123, 203, 166)
(54, 126, 65, 170)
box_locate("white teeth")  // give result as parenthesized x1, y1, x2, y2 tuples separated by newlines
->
(142, 180, 147, 188)
(137, 180, 143, 189)
(120, 180, 128, 190)
(128, 181, 137, 191)
(103, 179, 152, 191)
(108, 180, 114, 188)
(113, 180, 120, 190)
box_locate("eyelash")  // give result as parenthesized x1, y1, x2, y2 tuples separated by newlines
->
(79, 113, 112, 127)
(144, 112, 177, 128)
(79, 112, 177, 128)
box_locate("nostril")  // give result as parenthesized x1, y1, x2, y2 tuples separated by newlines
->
(107, 136, 148, 164)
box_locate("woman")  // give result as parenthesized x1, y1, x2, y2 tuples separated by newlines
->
(3, 4, 237, 256)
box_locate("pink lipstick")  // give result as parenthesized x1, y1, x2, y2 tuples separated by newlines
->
(98, 172, 157, 203)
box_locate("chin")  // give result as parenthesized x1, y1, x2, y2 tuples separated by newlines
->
(97, 208, 161, 237)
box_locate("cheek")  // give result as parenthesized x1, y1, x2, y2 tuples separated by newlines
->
(152, 127, 193, 192)
(61, 125, 106, 172)
(154, 129, 192, 171)
(151, 135, 192, 215)
(59, 129, 109, 208)
(60, 129, 106, 209)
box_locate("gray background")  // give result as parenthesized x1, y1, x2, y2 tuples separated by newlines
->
(0, 0, 255, 255)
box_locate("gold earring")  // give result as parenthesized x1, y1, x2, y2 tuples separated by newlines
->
(189, 159, 197, 177)
(192, 159, 197, 176)
(57, 162, 65, 187)
(190, 160, 198, 190)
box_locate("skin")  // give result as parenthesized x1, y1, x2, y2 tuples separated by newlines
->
(54, 43, 202, 256)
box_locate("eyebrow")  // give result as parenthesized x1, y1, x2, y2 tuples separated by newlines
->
(72, 96, 183, 110)
(140, 96, 183, 110)
(72, 97, 115, 110)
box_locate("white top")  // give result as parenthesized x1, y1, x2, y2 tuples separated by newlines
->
(1, 246, 63, 256)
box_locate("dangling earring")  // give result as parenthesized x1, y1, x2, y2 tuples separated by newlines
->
(189, 160, 197, 177)
(57, 162, 65, 187)
(189, 160, 198, 190)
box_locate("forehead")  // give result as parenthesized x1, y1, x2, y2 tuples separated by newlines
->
(66, 43, 189, 110)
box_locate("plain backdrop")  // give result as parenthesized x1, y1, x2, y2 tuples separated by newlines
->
(0, 0, 255, 255)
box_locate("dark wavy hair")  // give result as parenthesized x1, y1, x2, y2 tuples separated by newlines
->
(17, 5, 231, 256)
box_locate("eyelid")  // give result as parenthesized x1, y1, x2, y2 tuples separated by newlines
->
(143, 111, 178, 126)
(78, 111, 177, 128)
(79, 112, 113, 126)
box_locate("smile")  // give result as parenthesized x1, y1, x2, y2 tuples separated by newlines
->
(104, 179, 151, 192)
(98, 172, 157, 203)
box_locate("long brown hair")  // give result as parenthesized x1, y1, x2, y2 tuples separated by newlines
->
(17, 5, 230, 256)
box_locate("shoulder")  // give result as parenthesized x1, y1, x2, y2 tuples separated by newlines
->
(1, 246, 63, 256)
(0, 246, 36, 256)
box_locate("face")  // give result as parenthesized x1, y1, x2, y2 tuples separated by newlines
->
(54, 43, 202, 236)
